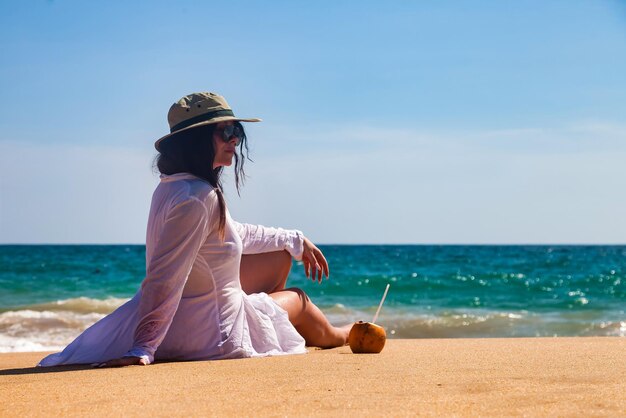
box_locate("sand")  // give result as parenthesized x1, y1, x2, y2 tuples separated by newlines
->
(1, 338, 624, 417)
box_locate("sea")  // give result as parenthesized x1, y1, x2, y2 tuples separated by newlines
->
(0, 245, 624, 352)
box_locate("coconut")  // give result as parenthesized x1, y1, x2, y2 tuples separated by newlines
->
(348, 321, 386, 354)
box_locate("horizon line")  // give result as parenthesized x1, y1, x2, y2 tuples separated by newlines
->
(1, 243, 625, 246)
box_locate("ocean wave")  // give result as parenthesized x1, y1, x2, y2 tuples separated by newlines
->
(325, 308, 626, 339)
(22, 296, 130, 314)
(0, 296, 128, 353)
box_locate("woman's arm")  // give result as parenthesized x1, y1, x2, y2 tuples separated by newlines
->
(233, 221, 329, 283)
(97, 197, 210, 367)
(232, 221, 305, 259)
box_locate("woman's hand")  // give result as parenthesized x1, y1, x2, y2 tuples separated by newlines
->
(301, 237, 329, 283)
(95, 356, 148, 368)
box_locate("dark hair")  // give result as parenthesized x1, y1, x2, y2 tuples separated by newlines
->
(154, 122, 250, 240)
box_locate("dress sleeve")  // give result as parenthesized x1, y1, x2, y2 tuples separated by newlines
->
(124, 197, 210, 364)
(231, 220, 305, 260)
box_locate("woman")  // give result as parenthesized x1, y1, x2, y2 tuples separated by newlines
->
(38, 92, 351, 368)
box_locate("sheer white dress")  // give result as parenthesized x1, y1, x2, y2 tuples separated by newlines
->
(39, 173, 307, 366)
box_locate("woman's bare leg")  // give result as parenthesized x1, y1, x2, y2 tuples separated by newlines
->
(270, 288, 351, 348)
(240, 251, 292, 294)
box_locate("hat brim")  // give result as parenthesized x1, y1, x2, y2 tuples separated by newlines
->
(154, 116, 261, 151)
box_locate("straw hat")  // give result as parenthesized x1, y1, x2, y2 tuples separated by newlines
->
(154, 92, 261, 151)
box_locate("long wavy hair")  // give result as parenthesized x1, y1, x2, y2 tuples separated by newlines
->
(154, 122, 250, 240)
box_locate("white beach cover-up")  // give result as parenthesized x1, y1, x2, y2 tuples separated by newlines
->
(39, 173, 306, 366)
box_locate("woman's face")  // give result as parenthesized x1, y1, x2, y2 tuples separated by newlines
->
(212, 121, 240, 169)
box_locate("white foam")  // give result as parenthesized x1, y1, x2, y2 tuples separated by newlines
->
(0, 335, 65, 353)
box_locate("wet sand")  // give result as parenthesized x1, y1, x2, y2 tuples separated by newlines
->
(1, 338, 624, 417)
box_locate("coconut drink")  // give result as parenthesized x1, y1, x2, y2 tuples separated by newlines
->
(348, 284, 390, 354)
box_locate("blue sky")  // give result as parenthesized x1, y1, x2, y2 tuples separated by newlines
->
(1, 0, 625, 244)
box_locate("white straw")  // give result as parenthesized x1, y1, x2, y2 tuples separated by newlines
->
(372, 283, 390, 324)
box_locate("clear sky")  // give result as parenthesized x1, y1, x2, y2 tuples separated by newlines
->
(1, 0, 625, 244)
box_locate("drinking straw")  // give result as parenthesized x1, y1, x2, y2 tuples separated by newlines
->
(372, 283, 390, 324)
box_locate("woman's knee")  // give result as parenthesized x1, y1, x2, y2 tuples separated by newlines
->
(284, 287, 309, 304)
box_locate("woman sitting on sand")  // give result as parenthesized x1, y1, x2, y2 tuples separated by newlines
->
(39, 92, 351, 367)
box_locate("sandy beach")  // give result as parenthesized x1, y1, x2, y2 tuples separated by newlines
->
(1, 338, 624, 417)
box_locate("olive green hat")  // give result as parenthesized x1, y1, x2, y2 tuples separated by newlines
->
(154, 92, 261, 151)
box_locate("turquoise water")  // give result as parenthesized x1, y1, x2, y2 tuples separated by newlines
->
(0, 245, 624, 351)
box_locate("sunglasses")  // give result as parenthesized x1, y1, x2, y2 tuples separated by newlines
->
(217, 123, 244, 144)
